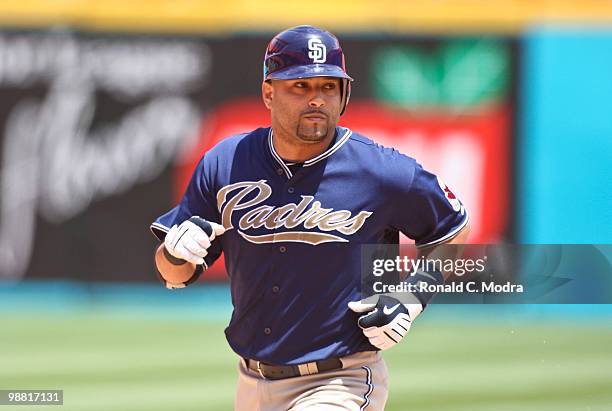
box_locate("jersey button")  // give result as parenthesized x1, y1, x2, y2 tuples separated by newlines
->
(279, 246, 286, 253)
(287, 187, 295, 193)
(272, 285, 280, 293)
(277, 169, 284, 176)
(264, 327, 272, 335)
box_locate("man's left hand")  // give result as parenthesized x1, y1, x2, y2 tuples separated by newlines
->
(348, 295, 423, 350)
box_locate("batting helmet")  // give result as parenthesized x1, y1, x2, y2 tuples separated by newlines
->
(263, 25, 353, 115)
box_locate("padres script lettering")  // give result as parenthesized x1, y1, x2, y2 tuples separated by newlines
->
(217, 181, 372, 245)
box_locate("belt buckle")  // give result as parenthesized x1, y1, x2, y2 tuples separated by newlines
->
(256, 361, 266, 380)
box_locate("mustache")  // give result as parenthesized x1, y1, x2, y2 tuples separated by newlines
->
(301, 109, 329, 117)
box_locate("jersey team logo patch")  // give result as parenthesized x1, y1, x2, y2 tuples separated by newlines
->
(216, 180, 372, 245)
(307, 38, 326, 63)
(436, 177, 463, 213)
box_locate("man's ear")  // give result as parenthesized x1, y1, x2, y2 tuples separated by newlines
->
(262, 81, 273, 110)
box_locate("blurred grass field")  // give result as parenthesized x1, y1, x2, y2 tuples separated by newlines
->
(0, 313, 612, 411)
(2, 307, 612, 411)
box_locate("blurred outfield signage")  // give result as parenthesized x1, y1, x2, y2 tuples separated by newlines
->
(372, 39, 509, 110)
(0, 30, 516, 282)
(0, 31, 208, 282)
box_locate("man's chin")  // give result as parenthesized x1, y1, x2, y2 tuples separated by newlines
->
(296, 125, 329, 142)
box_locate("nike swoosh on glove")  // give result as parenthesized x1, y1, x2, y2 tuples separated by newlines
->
(163, 216, 225, 266)
(348, 295, 423, 350)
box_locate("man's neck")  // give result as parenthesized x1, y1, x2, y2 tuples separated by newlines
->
(271, 127, 336, 163)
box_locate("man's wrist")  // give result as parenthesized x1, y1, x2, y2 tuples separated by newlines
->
(404, 269, 444, 306)
(405, 303, 424, 321)
(162, 246, 187, 265)
(155, 244, 202, 289)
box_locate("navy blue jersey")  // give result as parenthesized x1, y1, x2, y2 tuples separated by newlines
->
(151, 126, 468, 365)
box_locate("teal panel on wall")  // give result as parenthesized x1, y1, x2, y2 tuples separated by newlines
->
(519, 28, 612, 243)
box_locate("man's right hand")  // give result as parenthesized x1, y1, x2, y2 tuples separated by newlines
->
(163, 216, 226, 266)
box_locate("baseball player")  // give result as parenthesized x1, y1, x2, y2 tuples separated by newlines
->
(151, 25, 470, 411)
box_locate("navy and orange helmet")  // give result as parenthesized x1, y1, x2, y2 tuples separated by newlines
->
(263, 25, 353, 114)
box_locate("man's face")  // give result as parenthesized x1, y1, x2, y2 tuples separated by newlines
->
(262, 76, 342, 143)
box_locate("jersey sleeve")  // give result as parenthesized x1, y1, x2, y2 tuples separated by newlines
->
(150, 154, 223, 269)
(390, 160, 469, 247)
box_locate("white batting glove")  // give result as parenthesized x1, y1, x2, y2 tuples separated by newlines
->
(163, 216, 225, 266)
(348, 295, 423, 350)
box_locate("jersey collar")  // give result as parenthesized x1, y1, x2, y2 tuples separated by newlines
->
(268, 127, 352, 179)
